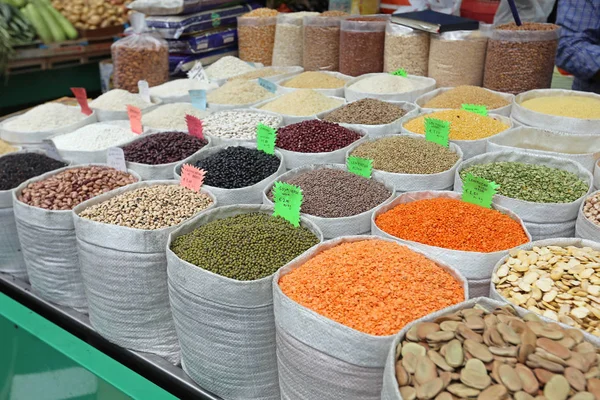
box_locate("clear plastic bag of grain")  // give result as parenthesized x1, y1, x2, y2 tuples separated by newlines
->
(237, 8, 278, 67)
(383, 23, 429, 76)
(339, 15, 390, 77)
(483, 22, 560, 95)
(303, 13, 347, 72)
(427, 30, 488, 88)
(111, 13, 169, 93)
(272, 12, 320, 67)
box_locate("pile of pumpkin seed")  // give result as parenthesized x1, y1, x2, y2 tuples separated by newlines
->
(394, 304, 600, 400)
(493, 245, 600, 337)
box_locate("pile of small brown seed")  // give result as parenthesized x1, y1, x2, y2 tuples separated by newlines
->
(18, 166, 138, 211)
(394, 304, 600, 400)
(322, 98, 407, 125)
(78, 185, 213, 230)
(493, 245, 600, 337)
(583, 193, 600, 226)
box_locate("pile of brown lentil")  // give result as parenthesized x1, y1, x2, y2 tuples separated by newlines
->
(322, 98, 407, 125)
(423, 86, 510, 110)
(350, 136, 460, 174)
(404, 110, 510, 140)
(268, 168, 391, 218)
(79, 185, 213, 230)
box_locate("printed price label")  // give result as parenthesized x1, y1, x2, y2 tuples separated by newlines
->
(347, 156, 373, 178)
(461, 104, 488, 116)
(425, 117, 450, 148)
(462, 173, 499, 209)
(40, 140, 63, 161)
(258, 78, 277, 93)
(138, 80, 151, 103)
(189, 90, 207, 110)
(187, 61, 209, 82)
(186, 114, 204, 139)
(107, 147, 127, 172)
(256, 123, 277, 155)
(70, 87, 92, 116)
(272, 181, 303, 227)
(127, 105, 143, 134)
(390, 68, 408, 77)
(180, 164, 206, 192)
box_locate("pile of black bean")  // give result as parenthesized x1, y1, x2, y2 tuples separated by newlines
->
(0, 153, 67, 191)
(193, 146, 280, 189)
(122, 132, 208, 165)
(268, 168, 391, 218)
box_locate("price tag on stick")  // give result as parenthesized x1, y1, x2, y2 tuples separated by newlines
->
(107, 147, 127, 172)
(347, 156, 373, 179)
(461, 104, 488, 116)
(180, 164, 206, 193)
(127, 105, 143, 134)
(462, 173, 499, 209)
(258, 78, 277, 93)
(425, 117, 450, 148)
(256, 123, 277, 155)
(186, 114, 204, 139)
(70, 87, 92, 116)
(272, 181, 303, 227)
(138, 80, 151, 103)
(390, 68, 408, 77)
(189, 90, 207, 111)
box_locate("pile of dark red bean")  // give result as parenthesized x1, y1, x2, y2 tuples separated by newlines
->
(122, 132, 208, 165)
(0, 153, 67, 191)
(275, 120, 362, 153)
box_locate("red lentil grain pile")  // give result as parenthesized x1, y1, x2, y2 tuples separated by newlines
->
(375, 198, 529, 252)
(278, 239, 465, 336)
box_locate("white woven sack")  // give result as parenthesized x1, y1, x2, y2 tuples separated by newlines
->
(173, 143, 286, 206)
(594, 162, 600, 191)
(167, 204, 322, 400)
(454, 151, 593, 240)
(371, 191, 531, 297)
(512, 89, 600, 135)
(204, 110, 284, 147)
(489, 238, 600, 342)
(575, 190, 600, 241)
(319, 101, 419, 138)
(273, 235, 468, 400)
(345, 135, 463, 193)
(278, 127, 368, 170)
(262, 164, 395, 239)
(149, 80, 219, 104)
(415, 87, 514, 117)
(12, 164, 140, 313)
(486, 126, 600, 173)
(252, 95, 346, 125)
(402, 111, 513, 159)
(120, 132, 213, 180)
(72, 180, 214, 363)
(91, 96, 162, 122)
(274, 71, 352, 98)
(344, 73, 436, 103)
(0, 108, 97, 145)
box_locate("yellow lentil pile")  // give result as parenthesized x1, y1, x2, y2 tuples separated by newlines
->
(0, 139, 17, 155)
(423, 86, 510, 110)
(207, 80, 275, 105)
(282, 72, 346, 89)
(404, 110, 510, 140)
(259, 89, 344, 116)
(521, 95, 600, 119)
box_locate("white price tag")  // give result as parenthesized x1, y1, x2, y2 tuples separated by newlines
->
(187, 61, 209, 82)
(107, 147, 127, 172)
(138, 80, 151, 103)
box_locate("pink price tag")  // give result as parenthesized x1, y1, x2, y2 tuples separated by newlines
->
(70, 87, 92, 116)
(185, 114, 204, 139)
(180, 164, 205, 192)
(127, 105, 143, 134)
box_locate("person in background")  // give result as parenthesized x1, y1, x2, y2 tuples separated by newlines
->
(555, 0, 600, 94)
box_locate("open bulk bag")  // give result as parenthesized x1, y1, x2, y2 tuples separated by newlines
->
(487, 126, 600, 173)
(72, 180, 216, 363)
(415, 87, 514, 117)
(262, 164, 395, 238)
(167, 204, 322, 400)
(274, 71, 352, 98)
(203, 110, 284, 147)
(237, 14, 278, 66)
(303, 15, 344, 72)
(383, 23, 429, 76)
(271, 12, 319, 67)
(371, 191, 531, 297)
(346, 135, 463, 193)
(13, 165, 140, 313)
(455, 151, 593, 240)
(576, 190, 600, 241)
(174, 143, 286, 206)
(511, 89, 600, 135)
(252, 94, 346, 126)
(345, 73, 436, 103)
(339, 16, 390, 77)
(273, 235, 468, 400)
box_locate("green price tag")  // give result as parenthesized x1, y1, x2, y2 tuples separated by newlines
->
(425, 118, 450, 148)
(273, 181, 303, 227)
(256, 123, 277, 155)
(390, 68, 408, 77)
(461, 104, 488, 116)
(347, 156, 373, 178)
(462, 173, 500, 209)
